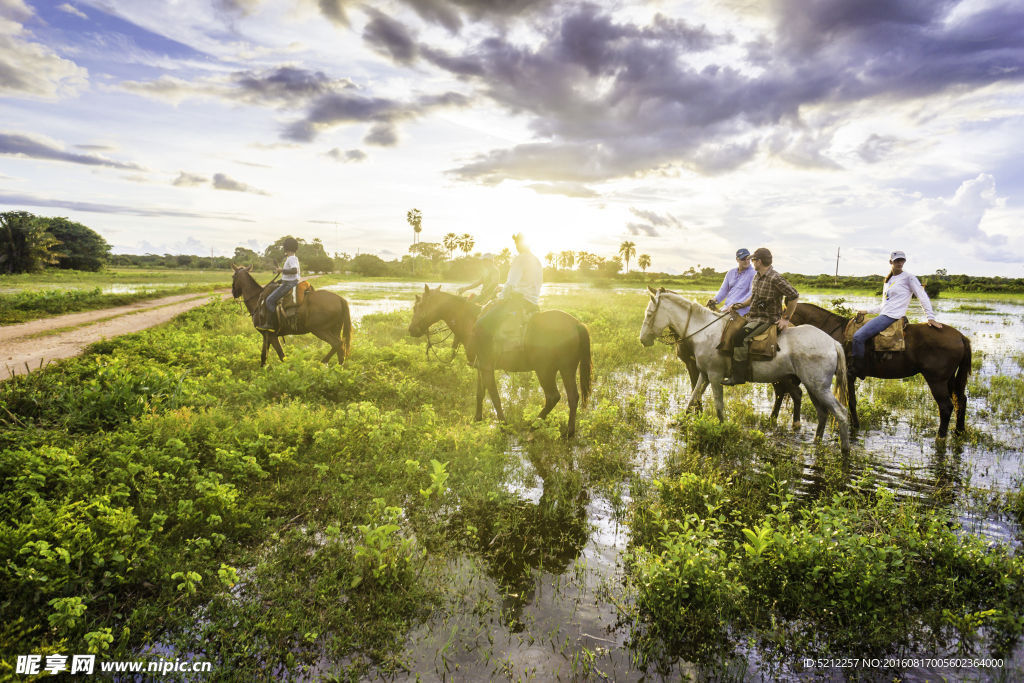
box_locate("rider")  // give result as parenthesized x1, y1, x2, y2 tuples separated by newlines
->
(850, 250, 942, 378)
(721, 247, 799, 386)
(708, 247, 754, 314)
(472, 233, 542, 365)
(457, 253, 500, 304)
(259, 236, 300, 332)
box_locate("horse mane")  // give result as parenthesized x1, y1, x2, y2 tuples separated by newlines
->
(799, 302, 850, 321)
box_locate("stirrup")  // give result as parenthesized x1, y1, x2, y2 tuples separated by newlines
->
(721, 376, 746, 386)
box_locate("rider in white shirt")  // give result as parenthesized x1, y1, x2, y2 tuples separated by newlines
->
(472, 233, 542, 365)
(850, 251, 942, 377)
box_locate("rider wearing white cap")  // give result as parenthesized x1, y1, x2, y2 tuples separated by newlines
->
(851, 250, 942, 378)
(458, 253, 500, 304)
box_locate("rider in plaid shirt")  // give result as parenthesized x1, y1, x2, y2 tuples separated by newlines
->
(721, 247, 799, 385)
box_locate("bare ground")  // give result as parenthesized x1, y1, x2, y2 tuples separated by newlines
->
(0, 291, 232, 381)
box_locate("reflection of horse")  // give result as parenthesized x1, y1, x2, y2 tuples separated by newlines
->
(769, 303, 971, 438)
(639, 287, 850, 454)
(230, 264, 352, 367)
(408, 286, 592, 437)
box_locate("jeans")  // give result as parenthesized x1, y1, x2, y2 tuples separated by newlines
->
(852, 314, 897, 359)
(265, 280, 297, 326)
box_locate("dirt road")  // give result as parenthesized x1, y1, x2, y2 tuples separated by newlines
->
(0, 291, 231, 381)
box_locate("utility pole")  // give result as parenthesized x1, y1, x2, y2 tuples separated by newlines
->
(835, 247, 841, 285)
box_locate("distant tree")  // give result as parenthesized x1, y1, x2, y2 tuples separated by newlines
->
(264, 235, 307, 265)
(350, 253, 391, 277)
(46, 217, 110, 271)
(458, 233, 475, 256)
(0, 211, 61, 275)
(233, 246, 261, 265)
(559, 250, 575, 270)
(638, 254, 651, 273)
(601, 257, 623, 275)
(701, 266, 716, 276)
(577, 252, 597, 271)
(177, 255, 193, 268)
(618, 240, 636, 273)
(495, 247, 513, 270)
(935, 268, 948, 278)
(411, 242, 445, 271)
(197, 258, 213, 269)
(443, 232, 459, 261)
(545, 252, 555, 268)
(407, 209, 423, 273)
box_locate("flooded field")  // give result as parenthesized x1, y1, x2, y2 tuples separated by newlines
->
(1, 283, 1021, 683)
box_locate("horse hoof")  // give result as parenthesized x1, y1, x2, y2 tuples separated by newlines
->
(526, 432, 535, 442)
(792, 421, 801, 428)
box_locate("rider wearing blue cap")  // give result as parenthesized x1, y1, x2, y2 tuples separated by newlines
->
(707, 248, 755, 315)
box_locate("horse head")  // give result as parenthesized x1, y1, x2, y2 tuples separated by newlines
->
(230, 263, 254, 299)
(408, 284, 447, 337)
(639, 285, 675, 347)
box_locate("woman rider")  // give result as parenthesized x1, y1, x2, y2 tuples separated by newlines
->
(850, 250, 942, 378)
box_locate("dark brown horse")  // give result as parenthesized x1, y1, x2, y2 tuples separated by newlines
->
(770, 303, 971, 437)
(231, 264, 352, 367)
(408, 286, 592, 437)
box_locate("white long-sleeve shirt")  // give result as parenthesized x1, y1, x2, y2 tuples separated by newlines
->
(865, 271, 935, 321)
(500, 250, 543, 305)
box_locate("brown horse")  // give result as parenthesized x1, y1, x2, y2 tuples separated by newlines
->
(408, 286, 592, 437)
(230, 264, 352, 367)
(770, 303, 971, 437)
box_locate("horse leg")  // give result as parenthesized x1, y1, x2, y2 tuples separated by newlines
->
(848, 377, 860, 430)
(483, 367, 505, 422)
(475, 371, 486, 422)
(948, 373, 968, 435)
(311, 329, 343, 364)
(535, 366, 562, 424)
(770, 382, 786, 421)
(685, 356, 703, 412)
(684, 374, 708, 413)
(790, 380, 803, 427)
(927, 378, 955, 439)
(560, 362, 581, 438)
(807, 380, 850, 455)
(710, 381, 725, 422)
(807, 391, 826, 441)
(270, 335, 285, 361)
(260, 332, 269, 367)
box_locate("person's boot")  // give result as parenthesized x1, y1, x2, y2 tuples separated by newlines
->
(849, 355, 866, 379)
(722, 359, 748, 386)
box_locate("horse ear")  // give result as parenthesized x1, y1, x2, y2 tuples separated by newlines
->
(231, 262, 238, 272)
(434, 285, 442, 292)
(415, 294, 421, 303)
(423, 284, 430, 294)
(646, 285, 657, 294)
(246, 264, 253, 271)
(658, 286, 666, 293)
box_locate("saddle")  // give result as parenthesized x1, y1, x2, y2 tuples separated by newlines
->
(717, 313, 748, 354)
(254, 281, 314, 332)
(496, 308, 535, 354)
(845, 315, 907, 353)
(749, 324, 778, 360)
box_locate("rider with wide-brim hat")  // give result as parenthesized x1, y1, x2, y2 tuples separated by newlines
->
(472, 233, 542, 366)
(721, 247, 799, 386)
(850, 251, 942, 378)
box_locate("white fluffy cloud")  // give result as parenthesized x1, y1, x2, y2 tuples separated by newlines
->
(922, 174, 1019, 262)
(0, 6, 87, 98)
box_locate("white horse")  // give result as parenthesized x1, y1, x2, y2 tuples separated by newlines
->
(639, 286, 850, 454)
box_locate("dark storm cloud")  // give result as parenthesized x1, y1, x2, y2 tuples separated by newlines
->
(0, 191, 255, 221)
(0, 132, 143, 170)
(431, 1, 1024, 185)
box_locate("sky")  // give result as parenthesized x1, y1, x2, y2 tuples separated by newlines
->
(1, 0, 1023, 276)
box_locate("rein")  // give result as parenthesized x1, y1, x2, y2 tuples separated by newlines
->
(422, 296, 471, 365)
(651, 295, 728, 345)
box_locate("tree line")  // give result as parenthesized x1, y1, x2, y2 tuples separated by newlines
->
(0, 211, 111, 274)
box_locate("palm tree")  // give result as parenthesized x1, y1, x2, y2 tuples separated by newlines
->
(443, 232, 459, 261)
(406, 209, 422, 274)
(495, 247, 512, 270)
(619, 240, 636, 273)
(638, 253, 651, 274)
(545, 252, 555, 268)
(458, 233, 475, 256)
(576, 251, 592, 270)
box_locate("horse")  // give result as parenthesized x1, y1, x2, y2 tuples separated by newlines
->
(767, 303, 971, 438)
(230, 264, 352, 367)
(408, 285, 592, 437)
(639, 287, 850, 454)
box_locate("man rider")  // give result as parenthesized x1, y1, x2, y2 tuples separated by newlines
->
(721, 247, 799, 386)
(472, 233, 542, 366)
(708, 247, 754, 315)
(258, 236, 300, 332)
(458, 253, 500, 304)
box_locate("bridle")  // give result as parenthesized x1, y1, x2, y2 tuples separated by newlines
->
(648, 293, 728, 345)
(233, 269, 277, 314)
(416, 294, 472, 364)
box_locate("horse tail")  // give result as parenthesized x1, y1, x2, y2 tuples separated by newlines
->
(341, 298, 353, 360)
(833, 339, 849, 410)
(577, 322, 592, 410)
(952, 334, 971, 416)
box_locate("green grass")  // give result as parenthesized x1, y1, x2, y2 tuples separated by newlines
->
(0, 285, 225, 325)
(1, 286, 1021, 681)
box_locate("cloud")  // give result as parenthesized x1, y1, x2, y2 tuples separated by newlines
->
(212, 172, 270, 195)
(325, 147, 367, 162)
(857, 134, 900, 163)
(0, 131, 143, 169)
(526, 181, 599, 198)
(626, 207, 686, 237)
(428, 2, 1024, 186)
(57, 3, 88, 19)
(363, 122, 398, 146)
(172, 171, 209, 187)
(0, 9, 88, 98)
(363, 8, 418, 65)
(921, 174, 1017, 261)
(74, 143, 117, 151)
(0, 190, 256, 221)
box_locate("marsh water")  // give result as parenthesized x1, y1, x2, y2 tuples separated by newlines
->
(301, 282, 1024, 682)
